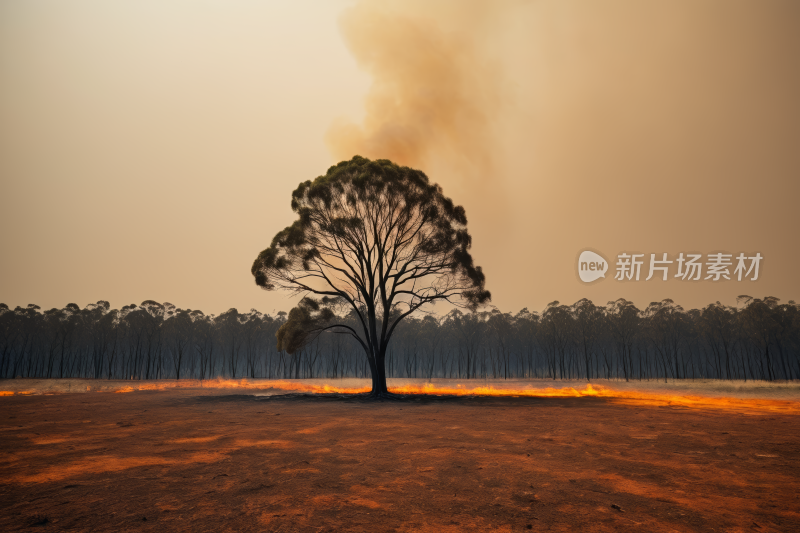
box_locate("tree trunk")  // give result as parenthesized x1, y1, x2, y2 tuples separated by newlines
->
(368, 352, 392, 398)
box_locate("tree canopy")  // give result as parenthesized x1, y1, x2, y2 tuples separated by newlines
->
(251, 156, 490, 396)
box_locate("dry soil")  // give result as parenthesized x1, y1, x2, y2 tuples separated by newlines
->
(1, 388, 799, 532)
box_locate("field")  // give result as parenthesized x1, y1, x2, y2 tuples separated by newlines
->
(2, 379, 800, 532)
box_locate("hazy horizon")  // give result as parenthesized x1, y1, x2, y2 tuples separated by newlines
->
(2, 0, 798, 316)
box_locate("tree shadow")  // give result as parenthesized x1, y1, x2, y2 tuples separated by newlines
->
(195, 392, 610, 407)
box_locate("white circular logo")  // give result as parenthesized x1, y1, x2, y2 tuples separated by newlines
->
(578, 250, 608, 283)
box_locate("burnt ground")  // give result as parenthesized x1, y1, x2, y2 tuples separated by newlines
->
(1, 390, 799, 532)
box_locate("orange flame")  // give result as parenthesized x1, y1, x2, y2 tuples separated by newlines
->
(384, 383, 800, 414)
(106, 379, 371, 394)
(3, 379, 798, 414)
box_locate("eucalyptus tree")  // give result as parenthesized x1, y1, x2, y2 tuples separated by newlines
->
(164, 308, 192, 379)
(251, 156, 490, 398)
(571, 299, 602, 381)
(419, 315, 443, 380)
(771, 300, 800, 380)
(644, 299, 690, 381)
(442, 309, 486, 379)
(541, 301, 573, 379)
(606, 299, 640, 381)
(57, 303, 82, 378)
(217, 308, 245, 379)
(85, 301, 115, 379)
(191, 310, 216, 380)
(0, 304, 13, 377)
(698, 302, 738, 380)
(7, 305, 41, 378)
(487, 308, 514, 379)
(738, 296, 783, 380)
(513, 308, 539, 379)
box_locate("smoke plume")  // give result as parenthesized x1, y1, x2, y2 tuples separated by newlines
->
(326, 1, 510, 188)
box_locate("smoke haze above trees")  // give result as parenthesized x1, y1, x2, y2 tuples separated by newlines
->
(0, 0, 798, 314)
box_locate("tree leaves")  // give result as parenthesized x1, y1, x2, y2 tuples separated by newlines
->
(251, 156, 491, 370)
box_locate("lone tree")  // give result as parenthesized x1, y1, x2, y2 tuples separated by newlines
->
(251, 156, 490, 398)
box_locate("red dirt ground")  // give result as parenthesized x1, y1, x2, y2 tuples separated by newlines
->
(2, 389, 799, 532)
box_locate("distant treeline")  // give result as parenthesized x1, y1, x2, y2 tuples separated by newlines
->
(0, 296, 798, 382)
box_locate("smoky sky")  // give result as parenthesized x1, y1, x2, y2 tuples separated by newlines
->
(1, 0, 798, 315)
(326, 1, 504, 188)
(327, 0, 800, 312)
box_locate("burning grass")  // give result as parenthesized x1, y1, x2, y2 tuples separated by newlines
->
(389, 383, 800, 414)
(2, 377, 800, 414)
